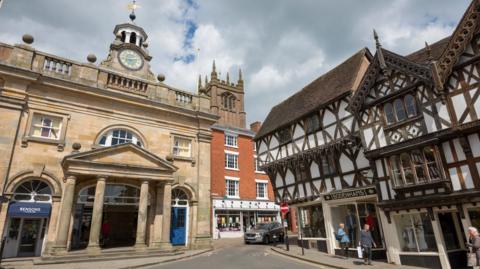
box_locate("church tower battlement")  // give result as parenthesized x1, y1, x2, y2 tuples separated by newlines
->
(199, 61, 246, 129)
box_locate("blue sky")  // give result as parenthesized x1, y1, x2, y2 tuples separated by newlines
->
(0, 0, 470, 126)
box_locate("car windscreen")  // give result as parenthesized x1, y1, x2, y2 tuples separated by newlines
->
(254, 223, 270, 230)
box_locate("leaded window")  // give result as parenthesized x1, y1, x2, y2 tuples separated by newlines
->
(389, 146, 442, 187)
(383, 94, 418, 125)
(278, 128, 292, 144)
(305, 114, 320, 134)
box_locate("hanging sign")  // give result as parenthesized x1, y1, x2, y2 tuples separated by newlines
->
(324, 187, 376, 201)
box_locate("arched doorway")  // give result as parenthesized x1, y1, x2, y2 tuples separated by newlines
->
(170, 188, 189, 246)
(4, 180, 52, 258)
(71, 183, 147, 250)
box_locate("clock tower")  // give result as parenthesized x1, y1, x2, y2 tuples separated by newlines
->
(100, 5, 155, 81)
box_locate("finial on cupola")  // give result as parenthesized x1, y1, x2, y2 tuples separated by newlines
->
(425, 41, 433, 63)
(128, 0, 140, 22)
(373, 29, 387, 72)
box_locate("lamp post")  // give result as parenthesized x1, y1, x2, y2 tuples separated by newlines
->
(280, 200, 289, 251)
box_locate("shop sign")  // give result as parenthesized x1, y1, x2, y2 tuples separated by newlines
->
(324, 187, 376, 201)
(8, 201, 51, 218)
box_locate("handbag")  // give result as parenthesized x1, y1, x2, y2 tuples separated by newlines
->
(357, 246, 363, 258)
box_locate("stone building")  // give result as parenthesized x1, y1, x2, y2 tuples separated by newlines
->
(255, 1, 480, 268)
(199, 65, 279, 239)
(0, 13, 217, 258)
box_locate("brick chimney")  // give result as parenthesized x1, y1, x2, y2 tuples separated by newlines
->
(250, 121, 262, 133)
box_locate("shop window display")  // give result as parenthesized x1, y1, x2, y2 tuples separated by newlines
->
(394, 213, 437, 252)
(216, 210, 241, 232)
(468, 208, 480, 232)
(330, 202, 383, 248)
(299, 205, 326, 238)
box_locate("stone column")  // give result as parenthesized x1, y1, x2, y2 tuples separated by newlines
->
(135, 180, 149, 248)
(151, 183, 165, 247)
(87, 177, 106, 251)
(160, 182, 173, 248)
(53, 175, 76, 252)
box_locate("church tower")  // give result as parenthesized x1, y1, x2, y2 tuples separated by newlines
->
(200, 61, 246, 129)
(100, 3, 155, 81)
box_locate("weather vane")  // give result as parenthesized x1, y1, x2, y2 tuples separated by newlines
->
(127, 0, 140, 22)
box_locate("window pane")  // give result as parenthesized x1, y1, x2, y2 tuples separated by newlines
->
(384, 103, 396, 124)
(424, 147, 441, 181)
(400, 153, 414, 185)
(438, 212, 461, 250)
(299, 206, 326, 238)
(394, 99, 407, 121)
(411, 150, 427, 183)
(405, 95, 417, 117)
(390, 156, 403, 186)
(99, 136, 107, 145)
(414, 213, 437, 252)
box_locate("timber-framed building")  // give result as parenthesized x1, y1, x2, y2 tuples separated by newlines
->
(255, 1, 480, 268)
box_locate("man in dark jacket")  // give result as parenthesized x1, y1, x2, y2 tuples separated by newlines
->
(360, 224, 376, 265)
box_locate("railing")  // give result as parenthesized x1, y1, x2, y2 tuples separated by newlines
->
(107, 73, 148, 93)
(43, 57, 72, 75)
(175, 91, 193, 104)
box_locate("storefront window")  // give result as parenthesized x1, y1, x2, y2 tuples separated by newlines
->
(330, 202, 383, 248)
(299, 205, 326, 238)
(468, 208, 480, 231)
(394, 213, 437, 252)
(216, 210, 241, 232)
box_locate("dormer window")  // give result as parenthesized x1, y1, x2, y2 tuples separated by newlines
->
(383, 94, 418, 125)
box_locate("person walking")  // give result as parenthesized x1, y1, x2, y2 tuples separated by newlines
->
(467, 226, 480, 268)
(360, 224, 376, 265)
(336, 223, 350, 259)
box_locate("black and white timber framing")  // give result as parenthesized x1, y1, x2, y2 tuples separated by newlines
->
(255, 1, 480, 268)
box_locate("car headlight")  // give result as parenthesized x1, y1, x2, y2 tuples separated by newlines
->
(255, 233, 262, 238)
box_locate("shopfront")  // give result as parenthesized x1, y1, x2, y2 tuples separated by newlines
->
(212, 199, 280, 239)
(3, 180, 52, 258)
(322, 187, 386, 259)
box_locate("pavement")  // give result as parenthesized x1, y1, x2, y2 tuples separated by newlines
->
(270, 243, 426, 269)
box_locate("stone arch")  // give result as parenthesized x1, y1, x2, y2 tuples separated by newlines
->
(171, 183, 197, 202)
(6, 169, 62, 197)
(93, 124, 149, 149)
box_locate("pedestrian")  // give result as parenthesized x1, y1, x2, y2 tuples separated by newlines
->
(467, 226, 480, 268)
(336, 223, 350, 259)
(360, 224, 376, 265)
(101, 219, 111, 247)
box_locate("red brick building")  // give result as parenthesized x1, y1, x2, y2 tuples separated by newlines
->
(200, 63, 280, 238)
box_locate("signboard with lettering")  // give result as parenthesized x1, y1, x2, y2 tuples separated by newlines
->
(8, 202, 51, 218)
(324, 187, 377, 201)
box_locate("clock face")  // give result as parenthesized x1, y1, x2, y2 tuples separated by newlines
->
(118, 49, 143, 70)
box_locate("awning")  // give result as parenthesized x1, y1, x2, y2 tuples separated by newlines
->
(7, 202, 51, 218)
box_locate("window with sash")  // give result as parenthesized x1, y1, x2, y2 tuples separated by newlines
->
(256, 182, 268, 199)
(225, 152, 239, 169)
(389, 146, 442, 187)
(173, 137, 192, 158)
(224, 134, 238, 147)
(225, 178, 239, 198)
(31, 114, 62, 140)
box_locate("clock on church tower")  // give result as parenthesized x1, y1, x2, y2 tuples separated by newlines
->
(100, 3, 155, 81)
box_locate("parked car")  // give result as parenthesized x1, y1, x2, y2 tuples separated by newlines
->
(244, 222, 284, 244)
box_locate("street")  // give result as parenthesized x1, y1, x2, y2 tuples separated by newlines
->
(151, 240, 327, 269)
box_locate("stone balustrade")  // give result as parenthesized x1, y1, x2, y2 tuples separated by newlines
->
(43, 57, 72, 76)
(175, 91, 193, 104)
(107, 73, 148, 94)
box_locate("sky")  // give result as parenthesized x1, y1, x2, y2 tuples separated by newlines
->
(0, 0, 470, 125)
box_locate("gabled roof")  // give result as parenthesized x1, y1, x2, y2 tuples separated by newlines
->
(255, 48, 371, 139)
(406, 36, 451, 64)
(348, 46, 433, 114)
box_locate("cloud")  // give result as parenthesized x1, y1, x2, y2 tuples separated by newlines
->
(0, 0, 470, 125)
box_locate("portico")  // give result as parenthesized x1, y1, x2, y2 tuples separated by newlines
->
(49, 143, 178, 254)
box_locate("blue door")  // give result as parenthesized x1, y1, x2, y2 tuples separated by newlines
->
(170, 207, 186, 245)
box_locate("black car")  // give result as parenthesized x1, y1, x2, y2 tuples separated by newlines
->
(244, 222, 284, 244)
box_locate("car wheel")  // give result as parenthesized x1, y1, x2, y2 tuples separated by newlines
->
(245, 241, 250, 244)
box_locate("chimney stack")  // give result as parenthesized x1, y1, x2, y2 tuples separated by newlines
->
(250, 121, 262, 133)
